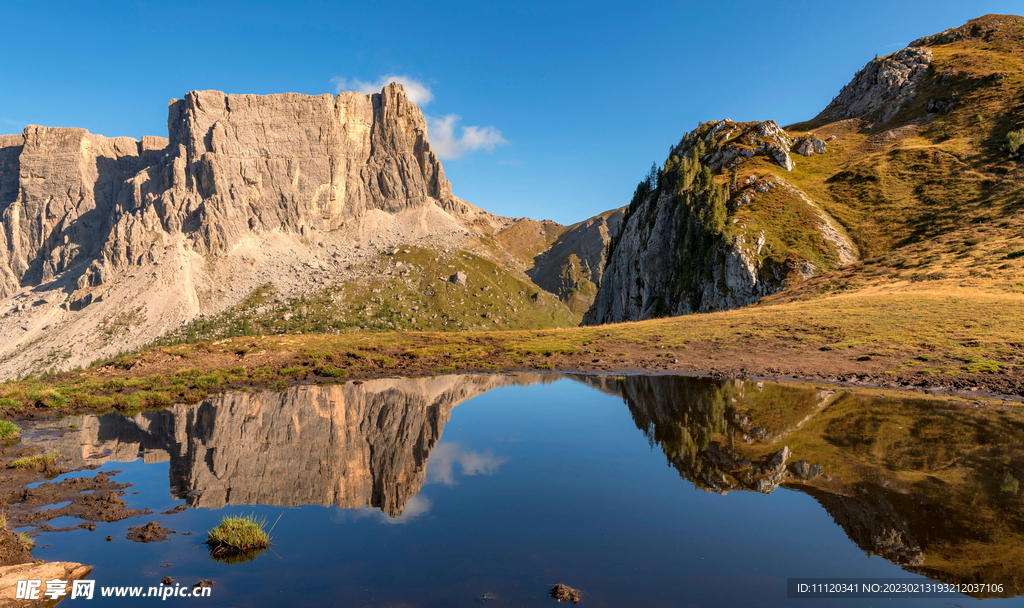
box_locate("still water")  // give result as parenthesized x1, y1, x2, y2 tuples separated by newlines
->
(20, 374, 1024, 606)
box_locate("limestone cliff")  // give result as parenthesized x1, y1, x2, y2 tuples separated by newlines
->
(0, 85, 461, 299)
(0, 85, 510, 377)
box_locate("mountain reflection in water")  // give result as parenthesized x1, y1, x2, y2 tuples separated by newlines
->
(31, 373, 1024, 597)
(34, 375, 530, 516)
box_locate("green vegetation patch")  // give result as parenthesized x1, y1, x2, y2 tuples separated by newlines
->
(0, 420, 20, 439)
(206, 514, 271, 561)
(10, 453, 57, 470)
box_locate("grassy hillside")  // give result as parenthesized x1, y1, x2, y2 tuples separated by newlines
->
(154, 246, 580, 345)
(2, 282, 1021, 416)
(773, 14, 1024, 300)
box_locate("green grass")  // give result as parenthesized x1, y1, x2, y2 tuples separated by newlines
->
(147, 247, 580, 347)
(206, 514, 271, 560)
(0, 286, 1021, 415)
(314, 365, 347, 378)
(10, 453, 57, 469)
(0, 420, 20, 439)
(17, 532, 34, 549)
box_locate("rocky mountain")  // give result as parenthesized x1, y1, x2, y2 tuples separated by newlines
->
(586, 13, 1024, 324)
(584, 120, 856, 324)
(0, 85, 616, 377)
(524, 208, 624, 315)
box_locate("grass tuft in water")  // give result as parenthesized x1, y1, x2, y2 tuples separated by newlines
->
(206, 514, 271, 561)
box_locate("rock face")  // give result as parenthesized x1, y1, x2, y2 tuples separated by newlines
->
(30, 375, 530, 518)
(0, 84, 505, 378)
(526, 208, 624, 315)
(585, 194, 783, 324)
(0, 84, 453, 300)
(0, 127, 148, 298)
(584, 119, 856, 325)
(815, 47, 933, 123)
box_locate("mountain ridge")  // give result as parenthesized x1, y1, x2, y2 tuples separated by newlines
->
(0, 85, 615, 377)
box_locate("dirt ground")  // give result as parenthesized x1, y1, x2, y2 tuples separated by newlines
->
(104, 336, 1024, 399)
(0, 442, 154, 542)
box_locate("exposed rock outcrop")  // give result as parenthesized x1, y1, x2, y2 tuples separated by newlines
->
(584, 119, 856, 325)
(0, 561, 93, 604)
(525, 208, 624, 315)
(0, 85, 508, 377)
(796, 136, 827, 156)
(815, 47, 932, 123)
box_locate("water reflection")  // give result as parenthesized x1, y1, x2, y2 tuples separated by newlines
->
(594, 375, 1024, 597)
(29, 373, 1024, 596)
(32, 375, 528, 517)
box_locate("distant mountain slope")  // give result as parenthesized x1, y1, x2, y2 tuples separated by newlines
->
(526, 208, 624, 315)
(587, 14, 1024, 324)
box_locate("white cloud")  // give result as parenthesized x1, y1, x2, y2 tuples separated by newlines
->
(331, 74, 434, 106)
(427, 114, 508, 160)
(427, 442, 508, 485)
(331, 495, 432, 525)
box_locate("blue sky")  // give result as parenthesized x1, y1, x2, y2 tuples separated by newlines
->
(1, 0, 1020, 224)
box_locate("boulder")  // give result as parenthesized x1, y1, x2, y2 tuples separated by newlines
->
(796, 137, 827, 156)
(449, 271, 467, 287)
(791, 460, 823, 479)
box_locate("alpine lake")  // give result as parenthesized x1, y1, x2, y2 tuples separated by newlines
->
(10, 373, 1024, 607)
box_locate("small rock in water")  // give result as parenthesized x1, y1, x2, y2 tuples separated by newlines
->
(126, 521, 173, 543)
(161, 576, 174, 586)
(550, 584, 581, 604)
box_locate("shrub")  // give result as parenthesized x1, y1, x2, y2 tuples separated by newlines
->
(314, 365, 347, 378)
(1007, 129, 1024, 157)
(1001, 471, 1020, 495)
